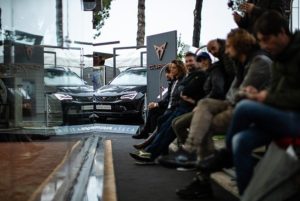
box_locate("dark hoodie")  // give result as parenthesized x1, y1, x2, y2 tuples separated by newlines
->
(264, 31, 300, 111)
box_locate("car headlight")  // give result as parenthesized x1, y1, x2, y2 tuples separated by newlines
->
(54, 93, 73, 100)
(120, 91, 138, 100)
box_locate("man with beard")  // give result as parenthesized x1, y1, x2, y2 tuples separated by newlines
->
(129, 52, 207, 164)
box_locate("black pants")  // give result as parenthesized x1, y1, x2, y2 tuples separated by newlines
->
(141, 107, 166, 134)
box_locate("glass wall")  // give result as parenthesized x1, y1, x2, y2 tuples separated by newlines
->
(0, 0, 97, 128)
(0, 1, 105, 201)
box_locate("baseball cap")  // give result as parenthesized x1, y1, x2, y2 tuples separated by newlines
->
(196, 52, 211, 62)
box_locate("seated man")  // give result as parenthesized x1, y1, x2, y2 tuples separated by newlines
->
(129, 53, 208, 163)
(173, 28, 273, 199)
(224, 11, 300, 195)
(163, 28, 272, 169)
(132, 64, 173, 139)
(171, 51, 228, 148)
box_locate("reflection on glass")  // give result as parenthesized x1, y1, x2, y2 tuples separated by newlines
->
(110, 69, 146, 86)
(44, 68, 85, 86)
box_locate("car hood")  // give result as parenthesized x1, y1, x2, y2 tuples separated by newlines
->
(45, 85, 94, 94)
(95, 85, 146, 96)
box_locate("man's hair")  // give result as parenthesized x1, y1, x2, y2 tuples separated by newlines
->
(254, 10, 290, 36)
(227, 28, 257, 56)
(184, 51, 196, 58)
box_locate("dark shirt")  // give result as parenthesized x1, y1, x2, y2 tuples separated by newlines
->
(265, 31, 300, 111)
(203, 63, 226, 100)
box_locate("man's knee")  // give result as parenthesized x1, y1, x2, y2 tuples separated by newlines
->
(232, 133, 252, 154)
(197, 98, 214, 108)
(172, 113, 192, 130)
(211, 109, 233, 133)
(234, 100, 260, 116)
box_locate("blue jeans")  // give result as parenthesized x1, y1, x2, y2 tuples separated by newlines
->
(145, 106, 190, 159)
(226, 100, 300, 195)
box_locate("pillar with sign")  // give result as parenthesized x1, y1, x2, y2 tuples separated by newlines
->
(146, 30, 177, 103)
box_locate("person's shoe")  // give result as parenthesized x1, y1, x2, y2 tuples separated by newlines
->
(133, 139, 151, 150)
(158, 148, 197, 169)
(133, 132, 156, 150)
(197, 148, 233, 174)
(129, 150, 153, 162)
(132, 131, 149, 139)
(176, 167, 196, 172)
(135, 160, 156, 165)
(176, 176, 212, 199)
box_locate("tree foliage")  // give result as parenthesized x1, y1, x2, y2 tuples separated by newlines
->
(177, 34, 186, 60)
(94, 0, 113, 39)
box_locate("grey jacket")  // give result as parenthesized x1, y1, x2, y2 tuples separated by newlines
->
(226, 51, 273, 104)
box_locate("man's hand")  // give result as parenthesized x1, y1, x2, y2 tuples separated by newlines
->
(233, 11, 242, 24)
(254, 90, 268, 102)
(240, 3, 255, 14)
(148, 102, 158, 109)
(243, 90, 268, 102)
(181, 94, 195, 105)
(243, 86, 258, 94)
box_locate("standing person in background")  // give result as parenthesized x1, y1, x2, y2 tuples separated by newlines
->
(232, 0, 284, 33)
(92, 67, 104, 91)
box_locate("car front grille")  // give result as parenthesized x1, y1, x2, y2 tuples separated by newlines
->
(73, 96, 93, 102)
(96, 96, 119, 102)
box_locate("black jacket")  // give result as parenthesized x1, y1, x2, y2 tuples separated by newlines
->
(216, 39, 235, 93)
(178, 70, 207, 109)
(158, 79, 174, 110)
(203, 62, 226, 100)
(167, 75, 185, 110)
(264, 31, 300, 111)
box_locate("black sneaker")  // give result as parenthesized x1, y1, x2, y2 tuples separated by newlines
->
(197, 148, 233, 174)
(158, 148, 197, 169)
(176, 176, 212, 199)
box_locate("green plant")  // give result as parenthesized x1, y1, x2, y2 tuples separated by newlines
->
(176, 34, 186, 60)
(93, 0, 113, 39)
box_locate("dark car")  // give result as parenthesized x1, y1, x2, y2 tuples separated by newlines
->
(48, 67, 147, 124)
(44, 67, 94, 124)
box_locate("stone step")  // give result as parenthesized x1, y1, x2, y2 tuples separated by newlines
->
(211, 138, 267, 200)
(211, 169, 240, 199)
(211, 137, 240, 199)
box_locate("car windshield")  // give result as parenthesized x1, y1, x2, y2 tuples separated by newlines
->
(110, 69, 146, 86)
(44, 69, 85, 86)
